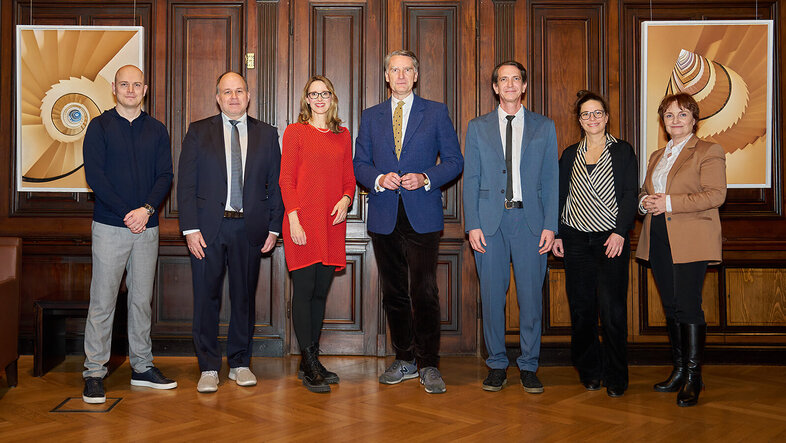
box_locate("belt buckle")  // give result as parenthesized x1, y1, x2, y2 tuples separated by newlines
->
(505, 200, 513, 210)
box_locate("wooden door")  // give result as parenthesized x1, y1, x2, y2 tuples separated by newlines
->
(288, 0, 477, 355)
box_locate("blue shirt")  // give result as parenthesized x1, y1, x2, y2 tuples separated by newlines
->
(83, 108, 173, 228)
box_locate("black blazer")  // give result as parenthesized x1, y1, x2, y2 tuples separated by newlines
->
(557, 138, 638, 237)
(177, 114, 284, 246)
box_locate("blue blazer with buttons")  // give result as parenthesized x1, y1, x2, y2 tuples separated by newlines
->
(463, 106, 559, 237)
(354, 94, 464, 235)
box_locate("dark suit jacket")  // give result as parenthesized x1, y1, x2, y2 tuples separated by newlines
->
(177, 114, 284, 246)
(557, 137, 638, 238)
(463, 107, 559, 237)
(353, 94, 463, 234)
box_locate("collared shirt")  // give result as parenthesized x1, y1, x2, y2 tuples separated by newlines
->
(391, 92, 415, 142)
(374, 92, 430, 192)
(221, 112, 249, 212)
(640, 134, 692, 213)
(497, 104, 524, 202)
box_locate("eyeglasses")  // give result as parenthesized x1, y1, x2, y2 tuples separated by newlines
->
(579, 110, 605, 120)
(307, 91, 332, 100)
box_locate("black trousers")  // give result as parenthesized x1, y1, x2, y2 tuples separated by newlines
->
(370, 199, 441, 368)
(191, 218, 261, 371)
(291, 263, 336, 350)
(561, 224, 629, 388)
(649, 214, 708, 325)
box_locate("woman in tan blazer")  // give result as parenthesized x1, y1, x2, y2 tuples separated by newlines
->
(636, 93, 726, 407)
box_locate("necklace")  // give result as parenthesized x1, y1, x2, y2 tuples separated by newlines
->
(310, 122, 330, 133)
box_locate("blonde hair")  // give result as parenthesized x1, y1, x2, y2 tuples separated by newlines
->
(298, 75, 343, 133)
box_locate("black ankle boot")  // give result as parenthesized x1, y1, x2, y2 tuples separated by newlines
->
(314, 344, 340, 384)
(654, 318, 686, 392)
(301, 344, 330, 393)
(298, 344, 340, 384)
(677, 323, 706, 407)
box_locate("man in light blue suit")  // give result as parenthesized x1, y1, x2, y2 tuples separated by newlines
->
(463, 60, 558, 393)
(354, 50, 463, 394)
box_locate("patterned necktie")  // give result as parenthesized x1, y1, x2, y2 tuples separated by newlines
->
(505, 115, 515, 202)
(229, 120, 243, 211)
(393, 100, 404, 159)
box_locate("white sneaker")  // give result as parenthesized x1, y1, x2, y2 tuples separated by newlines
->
(228, 367, 257, 387)
(197, 371, 219, 393)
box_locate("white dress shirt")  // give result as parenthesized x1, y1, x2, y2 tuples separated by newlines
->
(497, 105, 524, 202)
(374, 92, 430, 192)
(640, 135, 692, 213)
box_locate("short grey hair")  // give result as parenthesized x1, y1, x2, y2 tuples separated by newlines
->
(383, 50, 419, 73)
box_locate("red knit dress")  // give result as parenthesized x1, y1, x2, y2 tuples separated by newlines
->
(280, 122, 356, 272)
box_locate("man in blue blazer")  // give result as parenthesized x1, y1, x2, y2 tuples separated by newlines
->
(178, 72, 284, 393)
(463, 61, 558, 393)
(354, 50, 463, 394)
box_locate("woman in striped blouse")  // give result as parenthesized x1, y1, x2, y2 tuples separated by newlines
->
(552, 90, 638, 398)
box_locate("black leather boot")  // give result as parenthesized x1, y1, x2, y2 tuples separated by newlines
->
(298, 344, 339, 384)
(301, 344, 330, 393)
(315, 344, 340, 384)
(677, 323, 706, 407)
(654, 318, 686, 392)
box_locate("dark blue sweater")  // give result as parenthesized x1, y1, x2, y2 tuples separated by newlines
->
(83, 108, 173, 228)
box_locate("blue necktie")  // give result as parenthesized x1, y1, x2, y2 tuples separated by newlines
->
(229, 120, 243, 211)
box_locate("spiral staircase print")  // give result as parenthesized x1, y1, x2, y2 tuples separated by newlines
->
(18, 27, 140, 190)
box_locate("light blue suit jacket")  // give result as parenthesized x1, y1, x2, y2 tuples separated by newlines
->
(354, 94, 464, 234)
(463, 107, 558, 237)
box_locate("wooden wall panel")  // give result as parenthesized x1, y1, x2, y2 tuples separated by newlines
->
(312, 241, 379, 355)
(311, 5, 363, 141)
(530, 3, 603, 153)
(168, 2, 243, 217)
(310, 5, 364, 222)
(726, 268, 786, 326)
(256, 0, 278, 125)
(547, 268, 571, 329)
(323, 255, 362, 330)
(403, 3, 462, 223)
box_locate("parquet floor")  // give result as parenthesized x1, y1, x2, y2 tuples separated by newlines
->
(1, 355, 785, 442)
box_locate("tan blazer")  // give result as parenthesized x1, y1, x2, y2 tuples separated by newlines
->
(635, 135, 726, 264)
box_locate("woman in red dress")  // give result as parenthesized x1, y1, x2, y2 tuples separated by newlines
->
(280, 75, 355, 393)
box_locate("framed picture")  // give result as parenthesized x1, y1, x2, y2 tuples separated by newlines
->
(640, 20, 773, 188)
(16, 25, 144, 192)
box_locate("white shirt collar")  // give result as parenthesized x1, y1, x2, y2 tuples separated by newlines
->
(391, 92, 415, 109)
(497, 104, 524, 121)
(221, 113, 248, 125)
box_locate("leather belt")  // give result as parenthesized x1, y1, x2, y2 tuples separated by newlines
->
(504, 200, 523, 209)
(223, 210, 244, 219)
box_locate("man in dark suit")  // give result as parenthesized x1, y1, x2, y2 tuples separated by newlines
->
(463, 60, 558, 394)
(354, 50, 463, 394)
(178, 71, 284, 393)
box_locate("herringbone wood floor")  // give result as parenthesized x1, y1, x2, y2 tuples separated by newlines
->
(1, 355, 785, 442)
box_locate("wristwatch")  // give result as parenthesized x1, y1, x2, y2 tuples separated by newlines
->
(144, 204, 155, 215)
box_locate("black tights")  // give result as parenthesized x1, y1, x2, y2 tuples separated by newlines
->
(291, 263, 336, 350)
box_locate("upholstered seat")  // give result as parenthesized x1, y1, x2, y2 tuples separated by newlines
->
(0, 237, 21, 387)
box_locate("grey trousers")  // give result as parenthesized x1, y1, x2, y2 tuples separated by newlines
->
(83, 221, 159, 378)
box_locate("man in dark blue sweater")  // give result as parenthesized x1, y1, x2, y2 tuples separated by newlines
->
(81, 65, 175, 404)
